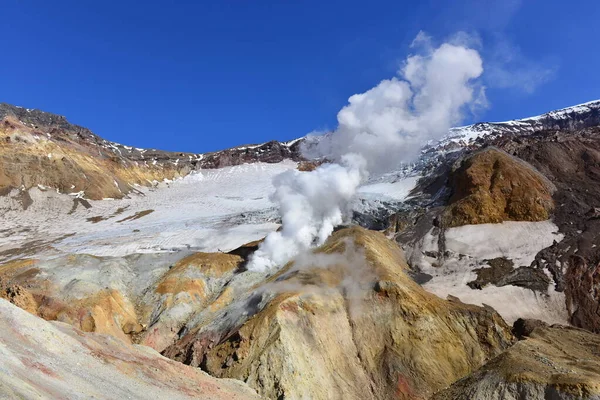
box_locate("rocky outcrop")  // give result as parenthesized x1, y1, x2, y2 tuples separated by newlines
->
(0, 256, 148, 343)
(432, 325, 600, 400)
(138, 252, 246, 351)
(198, 140, 304, 169)
(0, 298, 259, 400)
(0, 252, 252, 350)
(435, 100, 600, 150)
(0, 284, 38, 314)
(163, 227, 514, 400)
(0, 113, 187, 200)
(401, 125, 600, 333)
(564, 256, 600, 333)
(466, 258, 551, 293)
(441, 148, 554, 227)
(512, 318, 548, 339)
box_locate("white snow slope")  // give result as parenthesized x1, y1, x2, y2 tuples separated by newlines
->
(0, 160, 418, 261)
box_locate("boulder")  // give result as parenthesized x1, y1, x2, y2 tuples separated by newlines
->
(442, 148, 554, 227)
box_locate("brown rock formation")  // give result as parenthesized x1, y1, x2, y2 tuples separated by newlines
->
(432, 325, 600, 400)
(565, 256, 600, 332)
(0, 284, 38, 314)
(0, 115, 185, 199)
(511, 318, 548, 340)
(163, 227, 514, 400)
(442, 148, 554, 227)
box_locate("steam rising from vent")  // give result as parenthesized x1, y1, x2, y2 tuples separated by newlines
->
(248, 34, 485, 272)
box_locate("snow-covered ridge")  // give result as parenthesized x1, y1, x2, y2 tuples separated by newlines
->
(439, 99, 600, 147)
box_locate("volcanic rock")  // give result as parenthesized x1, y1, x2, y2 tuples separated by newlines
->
(432, 325, 600, 400)
(442, 148, 554, 227)
(565, 256, 600, 333)
(512, 318, 549, 339)
(163, 227, 514, 400)
(0, 252, 249, 349)
(489, 127, 600, 332)
(0, 284, 38, 314)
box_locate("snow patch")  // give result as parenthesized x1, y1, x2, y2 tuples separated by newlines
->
(418, 220, 567, 325)
(444, 220, 562, 266)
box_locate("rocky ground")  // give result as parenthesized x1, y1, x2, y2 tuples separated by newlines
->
(433, 323, 600, 399)
(163, 227, 514, 400)
(392, 109, 600, 335)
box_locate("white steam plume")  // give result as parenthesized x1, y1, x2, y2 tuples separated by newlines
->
(248, 34, 485, 272)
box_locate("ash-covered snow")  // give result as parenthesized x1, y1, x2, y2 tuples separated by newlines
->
(413, 221, 568, 325)
(357, 175, 419, 203)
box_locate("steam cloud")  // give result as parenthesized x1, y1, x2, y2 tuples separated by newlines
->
(248, 34, 485, 272)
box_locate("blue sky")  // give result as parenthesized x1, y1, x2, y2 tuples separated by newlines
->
(2, 0, 599, 153)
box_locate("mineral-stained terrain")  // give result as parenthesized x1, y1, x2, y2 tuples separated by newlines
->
(163, 227, 514, 399)
(2, 100, 600, 399)
(441, 147, 555, 227)
(0, 298, 260, 399)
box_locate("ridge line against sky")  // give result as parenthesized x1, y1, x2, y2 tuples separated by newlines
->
(2, 0, 599, 153)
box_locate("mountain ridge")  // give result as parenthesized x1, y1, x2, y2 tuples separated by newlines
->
(4, 99, 600, 167)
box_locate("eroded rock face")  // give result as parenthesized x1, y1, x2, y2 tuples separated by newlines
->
(163, 227, 514, 400)
(0, 284, 38, 314)
(0, 298, 259, 400)
(432, 325, 600, 400)
(198, 140, 304, 169)
(442, 148, 554, 227)
(139, 252, 245, 351)
(0, 115, 188, 200)
(565, 256, 600, 332)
